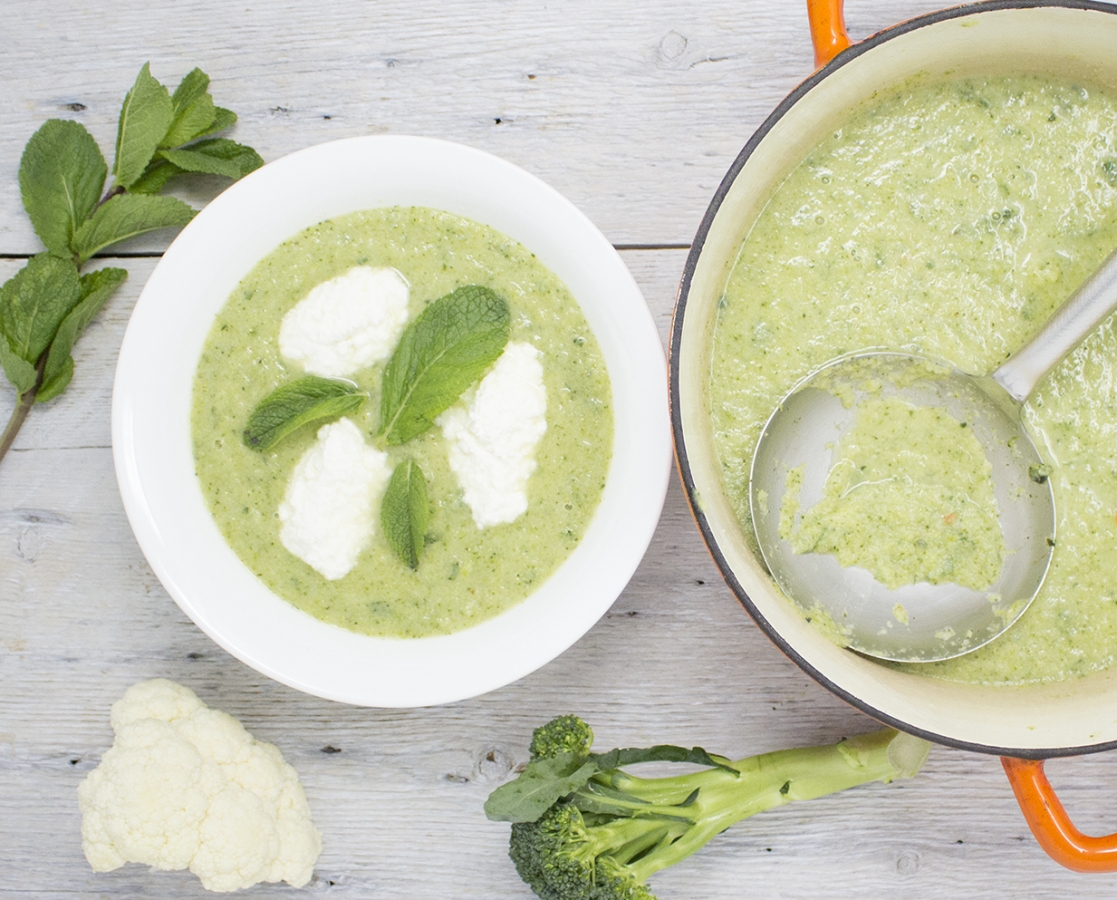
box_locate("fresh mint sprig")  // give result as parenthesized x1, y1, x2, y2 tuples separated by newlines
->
(378, 285, 510, 445)
(0, 63, 261, 466)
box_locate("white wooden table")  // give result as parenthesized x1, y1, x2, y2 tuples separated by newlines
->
(4, 1, 1117, 897)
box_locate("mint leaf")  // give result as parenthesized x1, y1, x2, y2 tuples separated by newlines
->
(38, 267, 127, 403)
(128, 158, 184, 195)
(381, 459, 430, 569)
(379, 285, 510, 445)
(71, 193, 195, 263)
(160, 68, 216, 149)
(243, 376, 365, 451)
(161, 91, 215, 151)
(0, 338, 38, 395)
(194, 106, 237, 140)
(113, 63, 173, 189)
(134, 139, 260, 195)
(191, 138, 263, 173)
(483, 753, 602, 823)
(159, 139, 263, 180)
(0, 254, 83, 366)
(19, 119, 107, 257)
(156, 147, 237, 178)
(171, 67, 210, 110)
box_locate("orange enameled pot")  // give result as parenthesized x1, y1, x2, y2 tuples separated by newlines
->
(669, 0, 1117, 872)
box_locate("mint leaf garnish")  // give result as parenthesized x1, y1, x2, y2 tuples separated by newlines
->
(381, 459, 430, 569)
(379, 285, 510, 445)
(71, 193, 196, 264)
(243, 376, 366, 451)
(19, 120, 107, 259)
(113, 63, 173, 189)
(38, 267, 128, 403)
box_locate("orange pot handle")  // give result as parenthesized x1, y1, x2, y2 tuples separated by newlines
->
(1002, 757, 1117, 872)
(807, 0, 851, 68)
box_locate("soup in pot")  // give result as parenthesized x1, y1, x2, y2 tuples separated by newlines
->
(710, 74, 1117, 685)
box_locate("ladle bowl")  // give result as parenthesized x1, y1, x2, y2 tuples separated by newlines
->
(750, 243, 1117, 662)
(750, 351, 1054, 662)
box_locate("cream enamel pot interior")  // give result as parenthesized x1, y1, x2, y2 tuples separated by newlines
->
(670, 0, 1117, 872)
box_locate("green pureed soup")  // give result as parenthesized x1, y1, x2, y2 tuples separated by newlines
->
(192, 207, 613, 638)
(710, 75, 1117, 685)
(778, 393, 1006, 594)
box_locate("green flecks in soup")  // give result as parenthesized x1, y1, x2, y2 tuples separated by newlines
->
(192, 207, 613, 638)
(780, 395, 1006, 592)
(710, 75, 1117, 684)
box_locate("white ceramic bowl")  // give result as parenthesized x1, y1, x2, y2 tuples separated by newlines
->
(112, 135, 670, 707)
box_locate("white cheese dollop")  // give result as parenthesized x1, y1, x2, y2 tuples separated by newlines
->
(278, 265, 410, 377)
(278, 418, 390, 579)
(437, 342, 547, 528)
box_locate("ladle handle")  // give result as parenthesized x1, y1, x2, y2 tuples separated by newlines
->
(807, 0, 851, 68)
(992, 247, 1117, 403)
(1002, 757, 1117, 872)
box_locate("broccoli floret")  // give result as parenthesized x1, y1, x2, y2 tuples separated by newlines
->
(530, 715, 595, 761)
(490, 716, 930, 900)
(510, 802, 666, 900)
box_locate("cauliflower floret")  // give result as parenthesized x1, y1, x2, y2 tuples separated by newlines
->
(78, 679, 322, 892)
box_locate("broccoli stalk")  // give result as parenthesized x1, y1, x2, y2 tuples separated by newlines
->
(486, 717, 929, 900)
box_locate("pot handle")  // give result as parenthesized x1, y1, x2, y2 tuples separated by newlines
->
(1002, 757, 1117, 871)
(807, 0, 851, 68)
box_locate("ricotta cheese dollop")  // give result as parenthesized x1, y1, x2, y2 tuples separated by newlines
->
(278, 265, 410, 377)
(438, 341, 547, 528)
(278, 417, 391, 579)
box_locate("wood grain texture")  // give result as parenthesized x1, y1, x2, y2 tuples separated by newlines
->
(5, 1, 1117, 898)
(0, 0, 1000, 251)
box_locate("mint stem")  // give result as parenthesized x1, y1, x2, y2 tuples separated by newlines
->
(0, 354, 46, 464)
(96, 184, 125, 210)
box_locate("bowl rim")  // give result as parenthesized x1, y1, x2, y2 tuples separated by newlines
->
(668, 0, 1117, 758)
(112, 134, 671, 708)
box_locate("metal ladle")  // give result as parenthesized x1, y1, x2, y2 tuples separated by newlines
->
(750, 247, 1117, 663)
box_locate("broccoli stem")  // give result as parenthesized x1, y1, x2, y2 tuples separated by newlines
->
(581, 729, 923, 883)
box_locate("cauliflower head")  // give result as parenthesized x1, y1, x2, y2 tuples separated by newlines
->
(77, 678, 322, 892)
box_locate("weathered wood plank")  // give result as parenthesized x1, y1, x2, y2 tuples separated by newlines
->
(0, 0, 975, 252)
